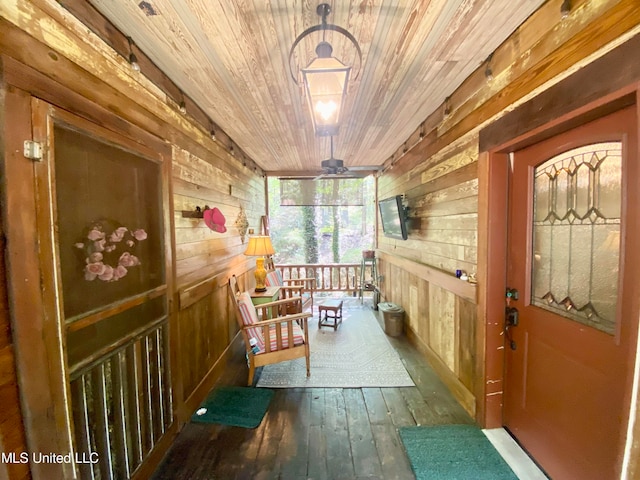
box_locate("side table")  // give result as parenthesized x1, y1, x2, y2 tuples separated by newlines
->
(318, 299, 343, 330)
(250, 286, 280, 318)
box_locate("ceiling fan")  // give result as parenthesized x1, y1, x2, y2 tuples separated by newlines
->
(314, 137, 380, 180)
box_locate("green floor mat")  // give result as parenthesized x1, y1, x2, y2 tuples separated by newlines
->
(399, 424, 518, 480)
(191, 386, 274, 429)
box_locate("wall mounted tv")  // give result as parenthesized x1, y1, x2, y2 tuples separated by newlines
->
(378, 195, 409, 240)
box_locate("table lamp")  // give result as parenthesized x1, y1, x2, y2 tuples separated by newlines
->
(244, 235, 275, 292)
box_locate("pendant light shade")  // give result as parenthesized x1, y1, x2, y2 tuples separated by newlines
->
(289, 4, 361, 137)
(301, 42, 351, 137)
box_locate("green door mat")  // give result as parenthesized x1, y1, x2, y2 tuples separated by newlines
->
(399, 425, 518, 480)
(191, 386, 274, 428)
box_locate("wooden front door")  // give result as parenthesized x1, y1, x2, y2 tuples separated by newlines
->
(504, 105, 639, 479)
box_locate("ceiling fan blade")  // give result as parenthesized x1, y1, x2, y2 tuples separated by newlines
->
(323, 172, 368, 179)
(347, 165, 382, 171)
(342, 171, 368, 178)
(314, 137, 379, 179)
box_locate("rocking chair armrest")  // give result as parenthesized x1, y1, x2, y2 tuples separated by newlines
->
(246, 313, 311, 354)
(255, 296, 303, 309)
(244, 311, 312, 328)
(255, 296, 303, 318)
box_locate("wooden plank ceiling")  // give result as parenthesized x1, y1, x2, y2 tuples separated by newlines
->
(87, 0, 545, 175)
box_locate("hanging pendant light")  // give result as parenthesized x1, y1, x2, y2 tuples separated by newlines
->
(289, 3, 362, 137)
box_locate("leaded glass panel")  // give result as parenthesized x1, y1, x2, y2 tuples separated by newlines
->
(531, 143, 621, 334)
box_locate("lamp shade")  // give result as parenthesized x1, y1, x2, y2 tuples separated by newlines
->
(302, 46, 351, 137)
(244, 235, 275, 256)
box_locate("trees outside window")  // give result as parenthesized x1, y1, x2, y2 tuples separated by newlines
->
(267, 177, 375, 264)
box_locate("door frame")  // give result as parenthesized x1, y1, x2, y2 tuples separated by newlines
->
(477, 80, 640, 475)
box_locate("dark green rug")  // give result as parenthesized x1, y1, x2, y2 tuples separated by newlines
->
(399, 425, 518, 480)
(191, 386, 274, 428)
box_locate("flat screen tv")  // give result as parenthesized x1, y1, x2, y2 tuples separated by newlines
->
(378, 195, 408, 240)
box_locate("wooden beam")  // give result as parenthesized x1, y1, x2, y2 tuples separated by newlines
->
(0, 2, 263, 176)
(440, 0, 625, 135)
(380, 0, 640, 175)
(479, 33, 640, 151)
(475, 151, 509, 429)
(52, 0, 262, 173)
(0, 100, 29, 477)
(56, 0, 215, 146)
(377, 251, 476, 303)
(442, 0, 640, 150)
(268, 170, 380, 178)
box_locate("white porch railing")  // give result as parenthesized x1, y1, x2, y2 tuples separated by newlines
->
(277, 263, 378, 294)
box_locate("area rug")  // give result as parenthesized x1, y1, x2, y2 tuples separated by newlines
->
(399, 425, 518, 480)
(256, 305, 415, 388)
(191, 386, 274, 428)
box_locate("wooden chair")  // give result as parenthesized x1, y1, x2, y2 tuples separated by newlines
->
(264, 257, 315, 315)
(229, 275, 311, 385)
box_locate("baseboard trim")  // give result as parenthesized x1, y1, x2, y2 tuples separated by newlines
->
(178, 331, 245, 422)
(131, 421, 178, 480)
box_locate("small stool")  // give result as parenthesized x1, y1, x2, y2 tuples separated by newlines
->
(318, 299, 343, 330)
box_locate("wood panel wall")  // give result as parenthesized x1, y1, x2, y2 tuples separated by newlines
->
(173, 143, 266, 416)
(1, 0, 639, 477)
(377, 135, 480, 419)
(0, 2, 267, 478)
(376, 135, 479, 416)
(377, 252, 477, 415)
(379, 137, 479, 274)
(376, 0, 640, 421)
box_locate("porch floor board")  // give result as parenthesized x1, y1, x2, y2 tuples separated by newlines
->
(151, 300, 474, 480)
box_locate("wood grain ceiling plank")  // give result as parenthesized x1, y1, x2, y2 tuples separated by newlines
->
(369, 0, 456, 107)
(350, 0, 478, 166)
(371, 0, 526, 146)
(78, 0, 548, 173)
(175, 2, 275, 138)
(88, 0, 227, 111)
(356, 0, 460, 155)
(439, 0, 638, 138)
(337, 1, 413, 161)
(244, 0, 311, 167)
(90, 0, 263, 163)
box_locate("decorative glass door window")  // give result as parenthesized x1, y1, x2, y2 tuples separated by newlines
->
(532, 142, 621, 334)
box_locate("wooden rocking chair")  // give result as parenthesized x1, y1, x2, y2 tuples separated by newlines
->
(264, 257, 315, 314)
(229, 274, 311, 385)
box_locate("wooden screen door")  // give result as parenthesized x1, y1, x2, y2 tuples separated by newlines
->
(504, 105, 639, 480)
(27, 99, 173, 479)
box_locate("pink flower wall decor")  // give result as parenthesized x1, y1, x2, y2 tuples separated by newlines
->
(75, 219, 148, 282)
(203, 207, 227, 233)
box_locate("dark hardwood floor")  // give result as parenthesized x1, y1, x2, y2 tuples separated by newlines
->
(151, 299, 475, 480)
